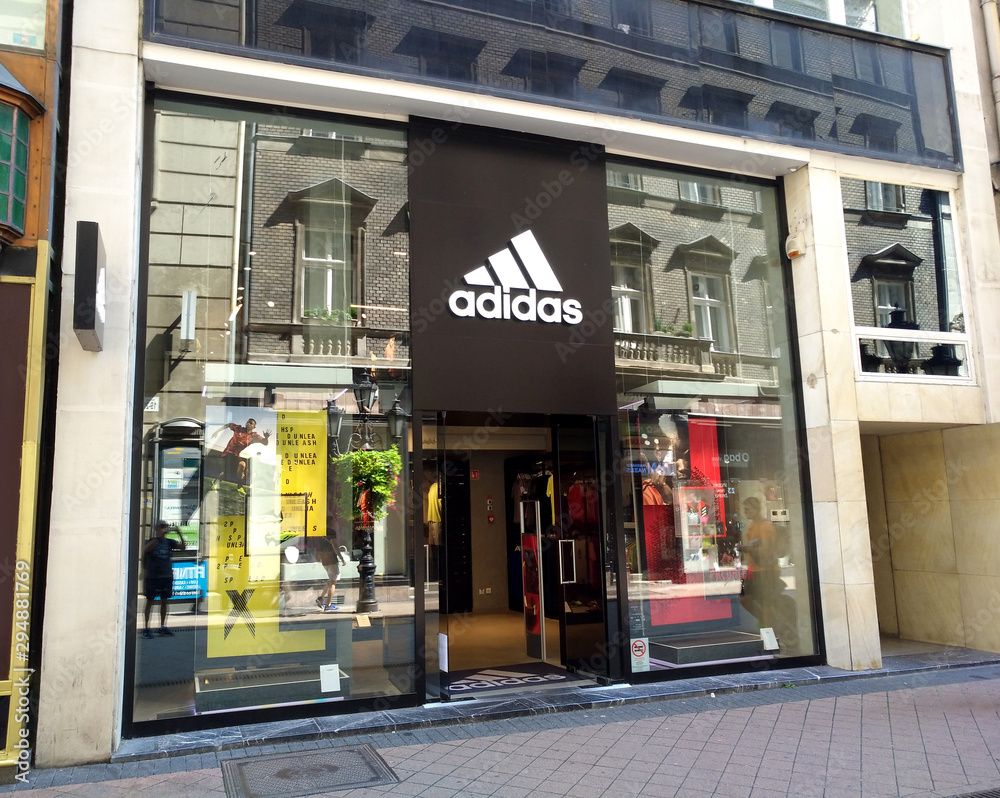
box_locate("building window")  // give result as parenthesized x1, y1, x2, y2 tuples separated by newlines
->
(866, 182, 905, 213)
(679, 179, 721, 206)
(700, 8, 738, 54)
(421, 53, 477, 82)
(395, 28, 486, 85)
(771, 23, 803, 72)
(853, 40, 884, 85)
(612, 0, 652, 37)
(608, 171, 643, 191)
(766, 102, 817, 140)
(703, 91, 749, 129)
(690, 272, 732, 351)
(874, 277, 914, 328)
(612, 261, 649, 333)
(0, 103, 29, 238)
(300, 221, 354, 320)
(846, 0, 878, 30)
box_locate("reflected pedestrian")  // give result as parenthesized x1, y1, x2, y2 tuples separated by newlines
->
(142, 521, 185, 638)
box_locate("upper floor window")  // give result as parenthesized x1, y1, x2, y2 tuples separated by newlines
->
(866, 182, 905, 213)
(608, 170, 643, 191)
(766, 102, 817, 140)
(700, 8, 738, 54)
(300, 222, 354, 320)
(612, 0, 652, 37)
(690, 273, 732, 352)
(846, 0, 878, 31)
(502, 49, 585, 100)
(679, 180, 721, 206)
(277, 4, 375, 64)
(0, 103, 30, 241)
(699, 86, 752, 130)
(853, 40, 884, 85)
(396, 28, 486, 84)
(609, 222, 658, 335)
(771, 23, 803, 72)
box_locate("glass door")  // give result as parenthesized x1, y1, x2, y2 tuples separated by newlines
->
(552, 416, 612, 677)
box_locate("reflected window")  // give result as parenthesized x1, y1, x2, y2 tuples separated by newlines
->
(601, 69, 665, 116)
(300, 224, 353, 319)
(865, 182, 905, 213)
(853, 40, 884, 85)
(609, 220, 657, 335)
(702, 87, 751, 129)
(395, 28, 486, 84)
(874, 277, 914, 328)
(700, 8, 738, 53)
(846, 0, 878, 31)
(691, 273, 732, 352)
(608, 170, 643, 191)
(766, 102, 817, 140)
(275, 4, 375, 64)
(612, 0, 652, 37)
(612, 261, 649, 333)
(502, 49, 585, 100)
(771, 23, 803, 72)
(679, 179, 721, 206)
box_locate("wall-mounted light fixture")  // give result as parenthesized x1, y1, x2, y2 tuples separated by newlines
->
(73, 221, 105, 352)
(180, 289, 197, 352)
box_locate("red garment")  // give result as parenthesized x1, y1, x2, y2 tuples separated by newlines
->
(222, 423, 266, 456)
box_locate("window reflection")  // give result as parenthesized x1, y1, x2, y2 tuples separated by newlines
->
(135, 101, 413, 724)
(610, 161, 816, 670)
(150, 0, 956, 166)
(843, 177, 969, 377)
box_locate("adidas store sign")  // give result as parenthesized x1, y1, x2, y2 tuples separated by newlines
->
(447, 230, 583, 325)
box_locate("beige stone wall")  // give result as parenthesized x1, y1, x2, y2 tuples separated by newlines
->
(865, 425, 1000, 652)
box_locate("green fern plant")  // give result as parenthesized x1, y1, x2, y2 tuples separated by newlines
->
(332, 445, 402, 522)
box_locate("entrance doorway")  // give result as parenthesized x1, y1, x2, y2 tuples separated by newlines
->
(420, 413, 611, 699)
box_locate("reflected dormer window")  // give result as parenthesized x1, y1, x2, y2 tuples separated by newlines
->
(395, 28, 486, 84)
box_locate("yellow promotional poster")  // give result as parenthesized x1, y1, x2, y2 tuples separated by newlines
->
(207, 516, 324, 657)
(276, 410, 328, 543)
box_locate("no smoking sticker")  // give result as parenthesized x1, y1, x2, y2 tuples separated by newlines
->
(631, 637, 649, 672)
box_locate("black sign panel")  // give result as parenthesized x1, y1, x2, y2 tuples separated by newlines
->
(409, 120, 616, 416)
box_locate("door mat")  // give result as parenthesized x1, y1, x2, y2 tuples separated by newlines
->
(221, 744, 398, 798)
(444, 662, 590, 696)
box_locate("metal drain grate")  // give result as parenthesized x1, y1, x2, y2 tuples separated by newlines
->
(951, 790, 1000, 798)
(221, 744, 399, 798)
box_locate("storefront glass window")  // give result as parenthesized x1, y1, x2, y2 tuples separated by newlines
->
(608, 160, 819, 672)
(146, 0, 955, 168)
(842, 177, 970, 378)
(133, 99, 413, 724)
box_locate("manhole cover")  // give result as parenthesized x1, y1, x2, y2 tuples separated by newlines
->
(221, 744, 399, 798)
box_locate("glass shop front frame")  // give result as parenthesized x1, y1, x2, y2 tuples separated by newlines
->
(125, 94, 820, 737)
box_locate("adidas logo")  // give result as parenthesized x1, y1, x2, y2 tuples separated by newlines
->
(447, 230, 584, 325)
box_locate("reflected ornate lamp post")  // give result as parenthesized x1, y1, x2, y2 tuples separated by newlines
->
(337, 376, 407, 615)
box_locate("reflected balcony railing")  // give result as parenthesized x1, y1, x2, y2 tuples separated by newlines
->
(614, 331, 779, 384)
(856, 330, 970, 378)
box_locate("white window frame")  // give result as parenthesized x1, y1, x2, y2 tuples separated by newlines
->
(689, 271, 733, 352)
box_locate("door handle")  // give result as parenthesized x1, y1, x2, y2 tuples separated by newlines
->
(559, 538, 576, 584)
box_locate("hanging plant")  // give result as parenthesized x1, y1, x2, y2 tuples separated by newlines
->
(331, 445, 403, 523)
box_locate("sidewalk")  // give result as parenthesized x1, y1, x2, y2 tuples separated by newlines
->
(11, 654, 1000, 797)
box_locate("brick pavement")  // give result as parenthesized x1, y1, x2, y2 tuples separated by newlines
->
(9, 665, 1000, 798)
